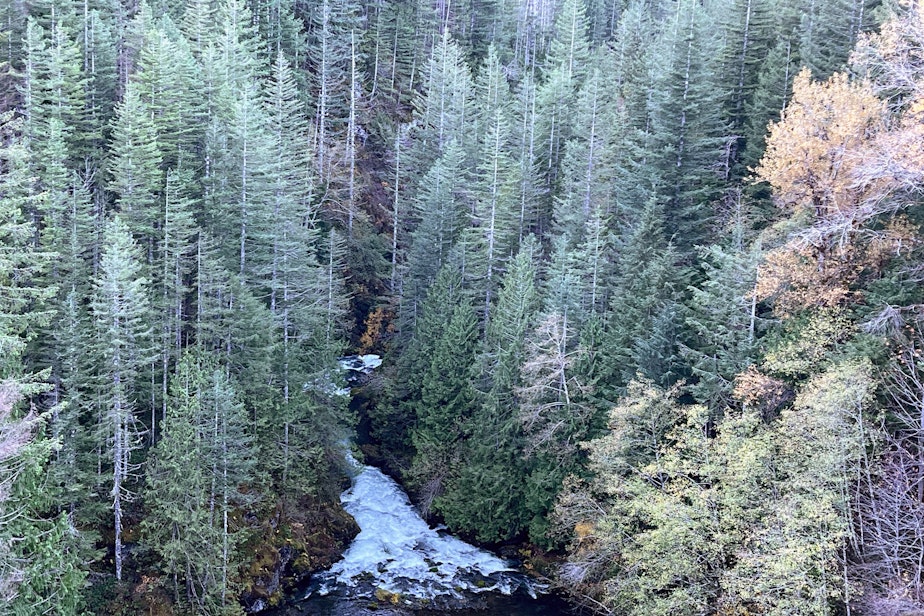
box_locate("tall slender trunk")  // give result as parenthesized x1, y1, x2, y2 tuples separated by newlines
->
(391, 131, 401, 292)
(347, 29, 358, 238)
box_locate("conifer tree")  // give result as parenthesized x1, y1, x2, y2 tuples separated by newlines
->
(306, 0, 362, 183)
(91, 217, 154, 580)
(204, 53, 274, 285)
(108, 79, 163, 253)
(4, 418, 87, 615)
(410, 298, 479, 515)
(135, 20, 206, 170)
(682, 208, 762, 410)
(518, 313, 597, 542)
(552, 62, 619, 244)
(643, 0, 729, 250)
(598, 199, 688, 398)
(716, 0, 776, 155)
(511, 72, 542, 239)
(383, 265, 464, 453)
(144, 350, 254, 611)
(21, 15, 88, 163)
(532, 0, 591, 209)
(0, 115, 54, 369)
(0, 115, 85, 611)
(464, 47, 520, 318)
(153, 165, 199, 440)
(439, 240, 539, 541)
(408, 31, 474, 168)
(401, 140, 469, 327)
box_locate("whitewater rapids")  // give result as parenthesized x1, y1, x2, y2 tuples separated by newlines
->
(312, 455, 537, 601)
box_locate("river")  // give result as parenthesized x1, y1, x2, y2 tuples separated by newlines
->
(265, 454, 572, 615)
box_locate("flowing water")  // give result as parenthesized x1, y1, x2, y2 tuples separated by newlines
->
(270, 355, 571, 614)
(268, 455, 571, 615)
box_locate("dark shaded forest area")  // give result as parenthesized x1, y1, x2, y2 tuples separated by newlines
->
(2, 0, 924, 614)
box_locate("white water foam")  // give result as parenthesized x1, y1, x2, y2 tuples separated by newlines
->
(318, 456, 535, 600)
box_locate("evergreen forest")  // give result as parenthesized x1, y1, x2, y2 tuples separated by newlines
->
(2, 0, 924, 614)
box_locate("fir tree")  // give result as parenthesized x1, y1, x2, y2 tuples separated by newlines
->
(599, 198, 688, 398)
(108, 79, 163, 253)
(439, 240, 539, 541)
(90, 217, 154, 580)
(410, 297, 479, 515)
(643, 0, 729, 251)
(144, 349, 254, 611)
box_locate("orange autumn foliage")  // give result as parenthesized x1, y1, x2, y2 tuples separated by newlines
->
(755, 69, 885, 220)
(732, 366, 792, 418)
(754, 65, 923, 315)
(358, 306, 393, 354)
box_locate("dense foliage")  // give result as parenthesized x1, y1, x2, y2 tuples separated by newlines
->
(1, 0, 924, 615)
